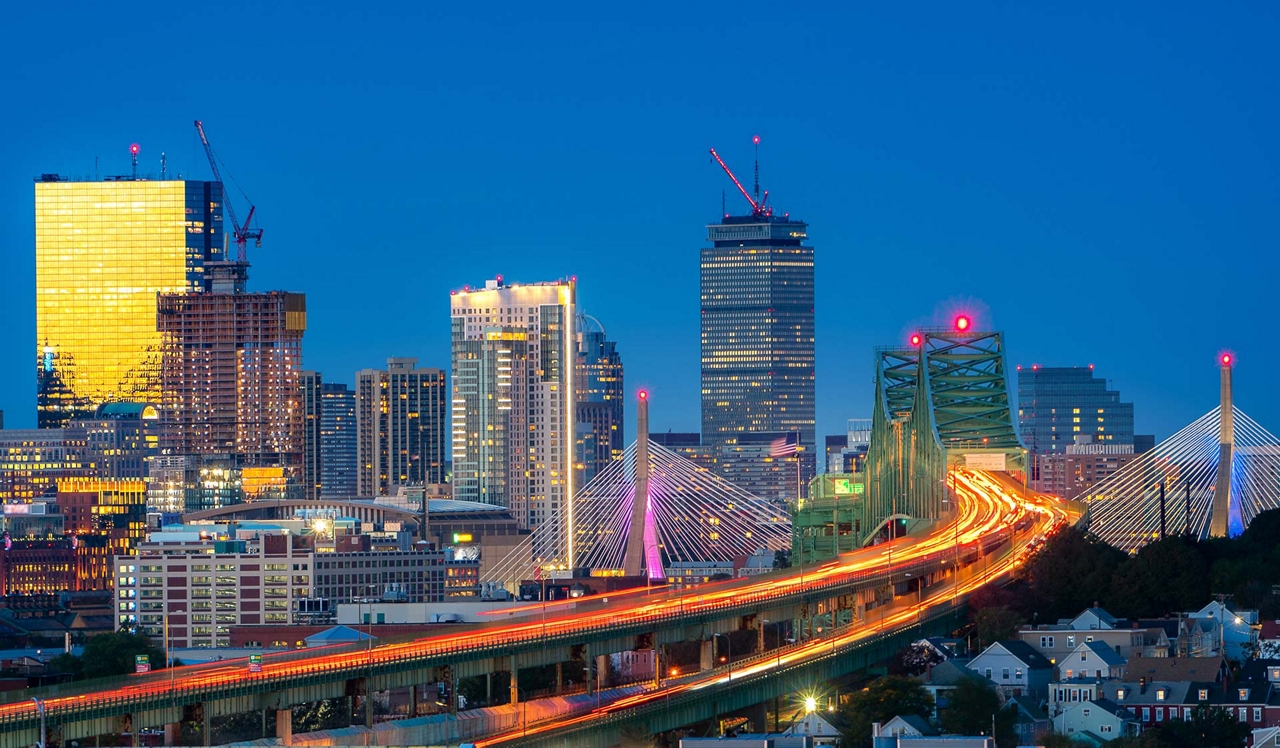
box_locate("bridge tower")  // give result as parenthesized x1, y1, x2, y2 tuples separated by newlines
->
(1210, 354, 1234, 537)
(623, 391, 652, 576)
(866, 317, 1026, 540)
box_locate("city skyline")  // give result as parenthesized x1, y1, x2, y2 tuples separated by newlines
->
(2, 3, 1277, 447)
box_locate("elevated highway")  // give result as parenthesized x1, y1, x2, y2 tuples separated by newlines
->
(0, 471, 1075, 748)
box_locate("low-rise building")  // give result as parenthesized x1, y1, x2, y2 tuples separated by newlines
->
(1052, 698, 1141, 742)
(967, 641, 1054, 699)
(116, 530, 479, 648)
(1059, 640, 1127, 680)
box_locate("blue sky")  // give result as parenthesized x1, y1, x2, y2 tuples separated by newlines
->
(1, 2, 1277, 443)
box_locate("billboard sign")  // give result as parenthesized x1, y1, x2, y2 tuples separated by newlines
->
(964, 453, 1008, 471)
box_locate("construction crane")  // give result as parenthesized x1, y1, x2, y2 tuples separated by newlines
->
(709, 138, 773, 218)
(194, 120, 263, 262)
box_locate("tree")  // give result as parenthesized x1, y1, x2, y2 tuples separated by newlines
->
(1142, 703, 1251, 748)
(839, 675, 934, 748)
(1110, 537, 1210, 618)
(938, 677, 1015, 746)
(1021, 527, 1126, 622)
(48, 632, 166, 681)
(889, 642, 945, 677)
(972, 605, 1025, 650)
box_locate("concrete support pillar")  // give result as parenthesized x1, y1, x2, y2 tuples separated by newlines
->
(757, 620, 766, 653)
(364, 693, 374, 728)
(409, 684, 419, 717)
(510, 655, 520, 705)
(202, 703, 212, 747)
(747, 702, 768, 733)
(164, 722, 180, 746)
(486, 672, 493, 705)
(594, 653, 610, 691)
(554, 661, 563, 694)
(276, 708, 292, 746)
(700, 639, 714, 671)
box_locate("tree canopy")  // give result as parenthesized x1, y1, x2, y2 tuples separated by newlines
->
(49, 632, 167, 681)
(839, 675, 933, 748)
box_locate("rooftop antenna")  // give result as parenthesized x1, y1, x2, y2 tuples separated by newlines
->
(161, 152, 167, 179)
(129, 143, 140, 179)
(752, 135, 761, 204)
(722, 190, 726, 218)
(94, 156, 98, 181)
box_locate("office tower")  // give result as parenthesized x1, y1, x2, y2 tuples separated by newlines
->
(157, 263, 306, 487)
(300, 371, 323, 500)
(1017, 365, 1152, 492)
(450, 277, 575, 532)
(320, 382, 358, 499)
(355, 358, 448, 497)
(74, 402, 160, 480)
(59, 477, 147, 589)
(35, 176, 224, 428)
(701, 212, 816, 495)
(1017, 365, 1139, 456)
(0, 429, 89, 502)
(575, 320, 624, 485)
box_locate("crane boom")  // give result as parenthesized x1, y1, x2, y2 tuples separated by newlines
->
(194, 119, 263, 262)
(709, 147, 772, 218)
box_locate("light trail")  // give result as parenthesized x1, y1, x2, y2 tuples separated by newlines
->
(0, 471, 1073, 738)
(470, 472, 1071, 746)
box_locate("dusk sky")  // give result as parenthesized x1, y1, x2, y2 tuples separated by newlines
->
(1, 2, 1277, 444)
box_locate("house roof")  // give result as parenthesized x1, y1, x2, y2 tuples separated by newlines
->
(1072, 607, 1119, 628)
(1087, 697, 1137, 720)
(881, 713, 938, 736)
(977, 640, 1053, 669)
(304, 625, 375, 644)
(779, 711, 841, 737)
(923, 659, 991, 687)
(1101, 681, 1194, 706)
(1006, 695, 1048, 720)
(1074, 640, 1127, 667)
(1123, 656, 1227, 683)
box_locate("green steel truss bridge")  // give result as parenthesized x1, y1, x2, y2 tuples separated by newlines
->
(866, 326, 1027, 534)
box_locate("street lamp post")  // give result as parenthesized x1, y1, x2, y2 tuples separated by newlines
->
(31, 697, 45, 748)
(714, 632, 732, 680)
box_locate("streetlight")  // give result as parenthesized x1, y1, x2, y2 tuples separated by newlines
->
(714, 632, 733, 680)
(31, 697, 45, 748)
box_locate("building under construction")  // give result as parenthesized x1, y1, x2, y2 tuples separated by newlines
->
(157, 262, 306, 490)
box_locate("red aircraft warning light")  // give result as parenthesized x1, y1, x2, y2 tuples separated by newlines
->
(129, 143, 140, 155)
(1222, 354, 1233, 366)
(954, 315, 972, 332)
(638, 390, 649, 401)
(910, 333, 923, 347)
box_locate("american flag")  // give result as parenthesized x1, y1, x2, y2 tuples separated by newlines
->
(770, 433, 799, 457)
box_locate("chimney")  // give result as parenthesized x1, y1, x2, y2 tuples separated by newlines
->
(871, 722, 882, 738)
(1139, 677, 1147, 694)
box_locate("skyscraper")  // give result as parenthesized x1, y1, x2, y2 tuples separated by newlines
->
(35, 175, 224, 428)
(700, 213, 816, 496)
(355, 358, 447, 497)
(450, 278, 575, 533)
(1017, 365, 1137, 457)
(575, 319, 624, 486)
(300, 371, 323, 500)
(320, 382, 357, 499)
(156, 263, 306, 485)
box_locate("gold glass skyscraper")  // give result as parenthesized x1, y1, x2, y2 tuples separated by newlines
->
(34, 176, 224, 428)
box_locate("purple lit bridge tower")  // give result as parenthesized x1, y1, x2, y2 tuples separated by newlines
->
(484, 391, 792, 586)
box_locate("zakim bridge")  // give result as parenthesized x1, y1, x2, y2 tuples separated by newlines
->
(1084, 354, 1280, 553)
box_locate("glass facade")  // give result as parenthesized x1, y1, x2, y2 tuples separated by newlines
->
(319, 382, 358, 499)
(1017, 366, 1136, 457)
(355, 359, 448, 497)
(35, 178, 223, 428)
(701, 216, 816, 489)
(575, 324, 624, 485)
